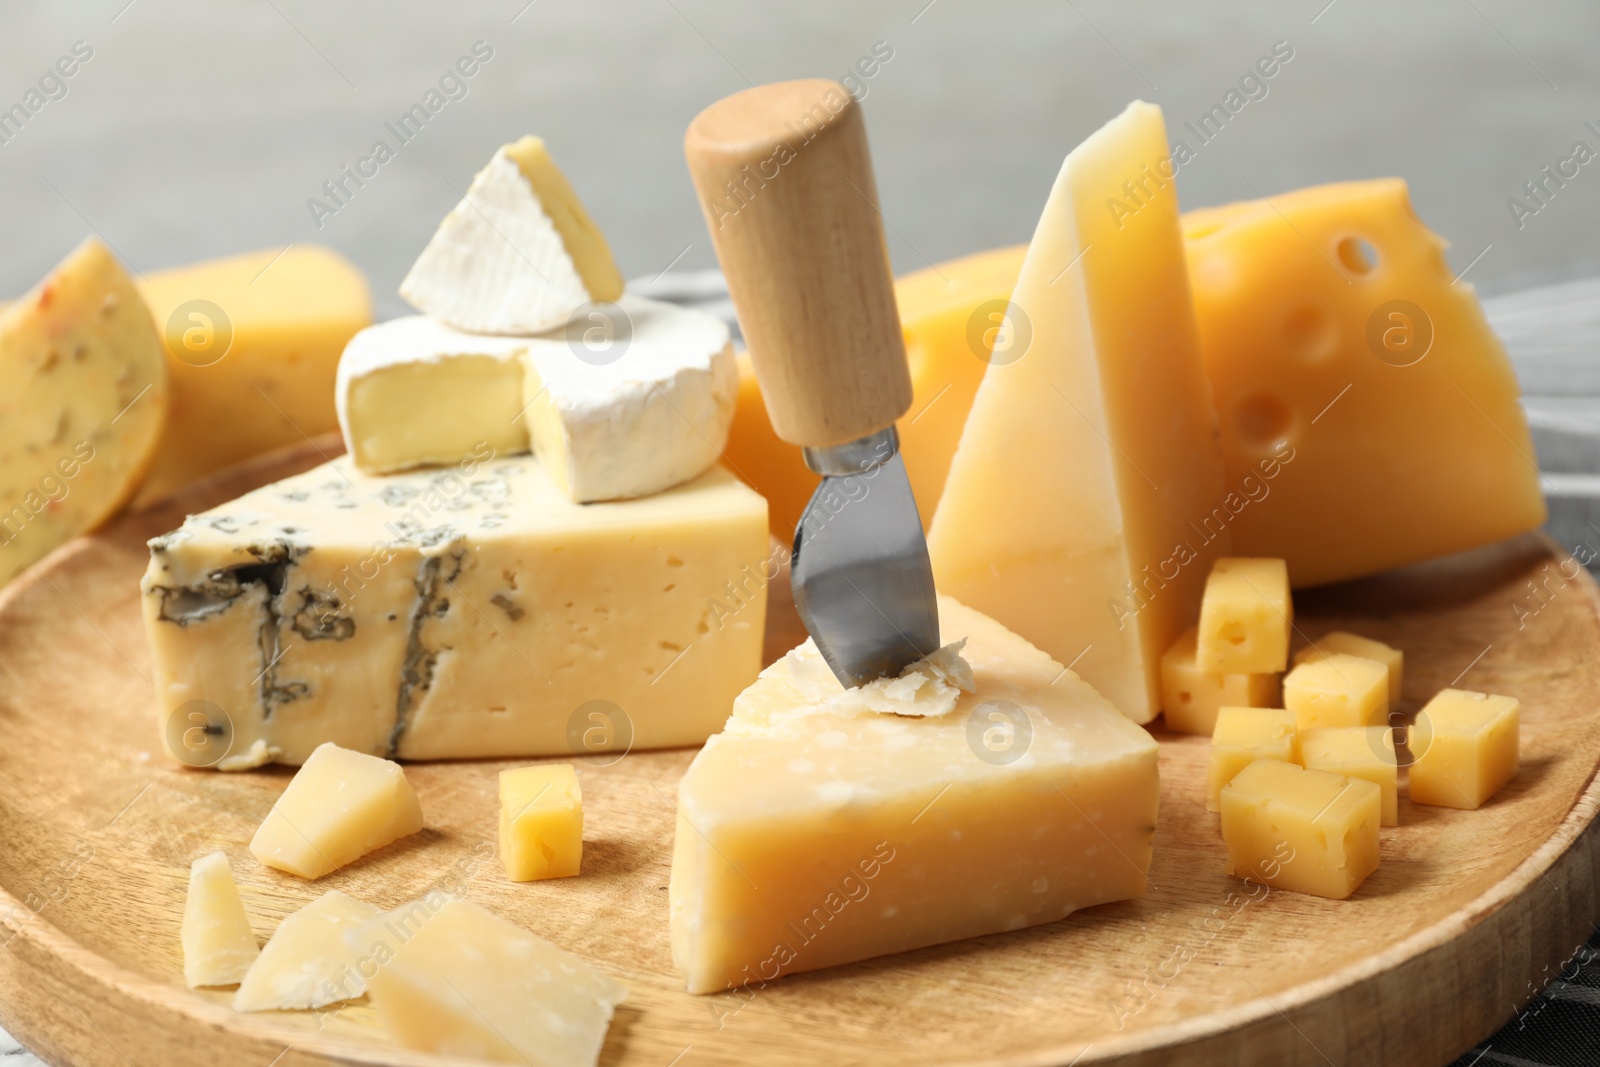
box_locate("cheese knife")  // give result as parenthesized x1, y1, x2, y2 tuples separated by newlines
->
(685, 79, 939, 687)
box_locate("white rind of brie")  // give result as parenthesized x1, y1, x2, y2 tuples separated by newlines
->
(400, 149, 591, 335)
(526, 293, 737, 503)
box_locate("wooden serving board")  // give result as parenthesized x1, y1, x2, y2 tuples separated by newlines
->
(1, 439, 1598, 1067)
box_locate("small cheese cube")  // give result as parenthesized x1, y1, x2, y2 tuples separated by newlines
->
(234, 890, 382, 1011)
(1221, 759, 1381, 900)
(1196, 558, 1292, 673)
(358, 898, 627, 1066)
(249, 743, 423, 878)
(1408, 689, 1519, 809)
(1207, 706, 1297, 812)
(1284, 653, 1389, 730)
(1300, 726, 1400, 826)
(1160, 626, 1279, 735)
(499, 764, 583, 881)
(181, 852, 258, 988)
(1295, 631, 1404, 704)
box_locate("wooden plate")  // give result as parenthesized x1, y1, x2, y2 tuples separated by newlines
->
(1, 437, 1597, 1067)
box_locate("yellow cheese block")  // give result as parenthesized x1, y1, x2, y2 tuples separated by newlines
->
(1196, 557, 1292, 674)
(670, 596, 1160, 994)
(1183, 179, 1545, 587)
(1207, 706, 1298, 812)
(1220, 758, 1381, 900)
(1408, 688, 1519, 809)
(358, 897, 628, 1066)
(233, 889, 382, 1011)
(133, 245, 371, 504)
(1295, 631, 1404, 704)
(248, 743, 423, 878)
(1300, 726, 1400, 826)
(1284, 653, 1389, 730)
(725, 243, 1024, 536)
(180, 851, 258, 989)
(0, 237, 168, 586)
(499, 763, 583, 881)
(928, 101, 1228, 722)
(1160, 626, 1278, 736)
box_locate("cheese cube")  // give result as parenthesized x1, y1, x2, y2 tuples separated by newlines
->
(1160, 626, 1278, 735)
(1408, 689, 1519, 809)
(1207, 706, 1297, 813)
(234, 890, 382, 1011)
(1196, 558, 1291, 673)
(929, 101, 1229, 723)
(141, 454, 767, 768)
(1300, 726, 1400, 826)
(1, 238, 168, 587)
(1184, 179, 1546, 588)
(249, 743, 423, 878)
(1221, 759, 1381, 899)
(401, 136, 623, 335)
(180, 852, 258, 988)
(671, 596, 1160, 994)
(356, 898, 627, 1066)
(335, 317, 530, 474)
(1284, 653, 1389, 730)
(523, 295, 738, 503)
(1295, 631, 1404, 704)
(133, 245, 371, 504)
(499, 764, 583, 881)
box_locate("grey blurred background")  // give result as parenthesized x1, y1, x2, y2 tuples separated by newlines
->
(2, 0, 1599, 316)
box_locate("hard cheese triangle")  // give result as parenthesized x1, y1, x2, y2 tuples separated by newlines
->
(401, 136, 623, 335)
(233, 889, 382, 1011)
(180, 851, 258, 988)
(928, 101, 1227, 723)
(1182, 179, 1545, 587)
(670, 596, 1159, 995)
(1, 237, 167, 586)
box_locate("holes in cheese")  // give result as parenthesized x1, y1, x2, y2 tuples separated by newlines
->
(1283, 653, 1389, 731)
(232, 889, 382, 1011)
(132, 245, 371, 505)
(248, 743, 423, 878)
(0, 237, 167, 587)
(1160, 627, 1278, 736)
(670, 596, 1159, 994)
(354, 897, 628, 1066)
(181, 851, 258, 989)
(928, 101, 1227, 724)
(1196, 557, 1292, 674)
(499, 763, 583, 882)
(400, 136, 623, 335)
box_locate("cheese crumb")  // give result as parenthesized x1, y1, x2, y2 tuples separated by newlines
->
(829, 640, 976, 719)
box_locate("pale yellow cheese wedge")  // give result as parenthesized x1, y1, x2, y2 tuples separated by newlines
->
(1295, 631, 1404, 704)
(354, 897, 627, 1066)
(499, 764, 583, 881)
(133, 245, 371, 504)
(180, 851, 258, 988)
(0, 237, 167, 587)
(929, 101, 1227, 723)
(1221, 758, 1381, 900)
(671, 596, 1159, 994)
(249, 743, 423, 878)
(233, 889, 381, 1011)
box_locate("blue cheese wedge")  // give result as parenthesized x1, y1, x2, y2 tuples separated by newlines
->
(140, 454, 768, 769)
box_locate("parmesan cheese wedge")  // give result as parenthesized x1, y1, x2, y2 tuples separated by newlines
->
(249, 743, 423, 878)
(180, 851, 258, 988)
(400, 136, 623, 335)
(233, 890, 382, 1011)
(0, 237, 167, 587)
(353, 897, 627, 1066)
(335, 316, 529, 474)
(524, 294, 737, 502)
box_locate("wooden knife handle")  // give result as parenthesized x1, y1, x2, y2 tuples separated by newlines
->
(685, 79, 912, 450)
